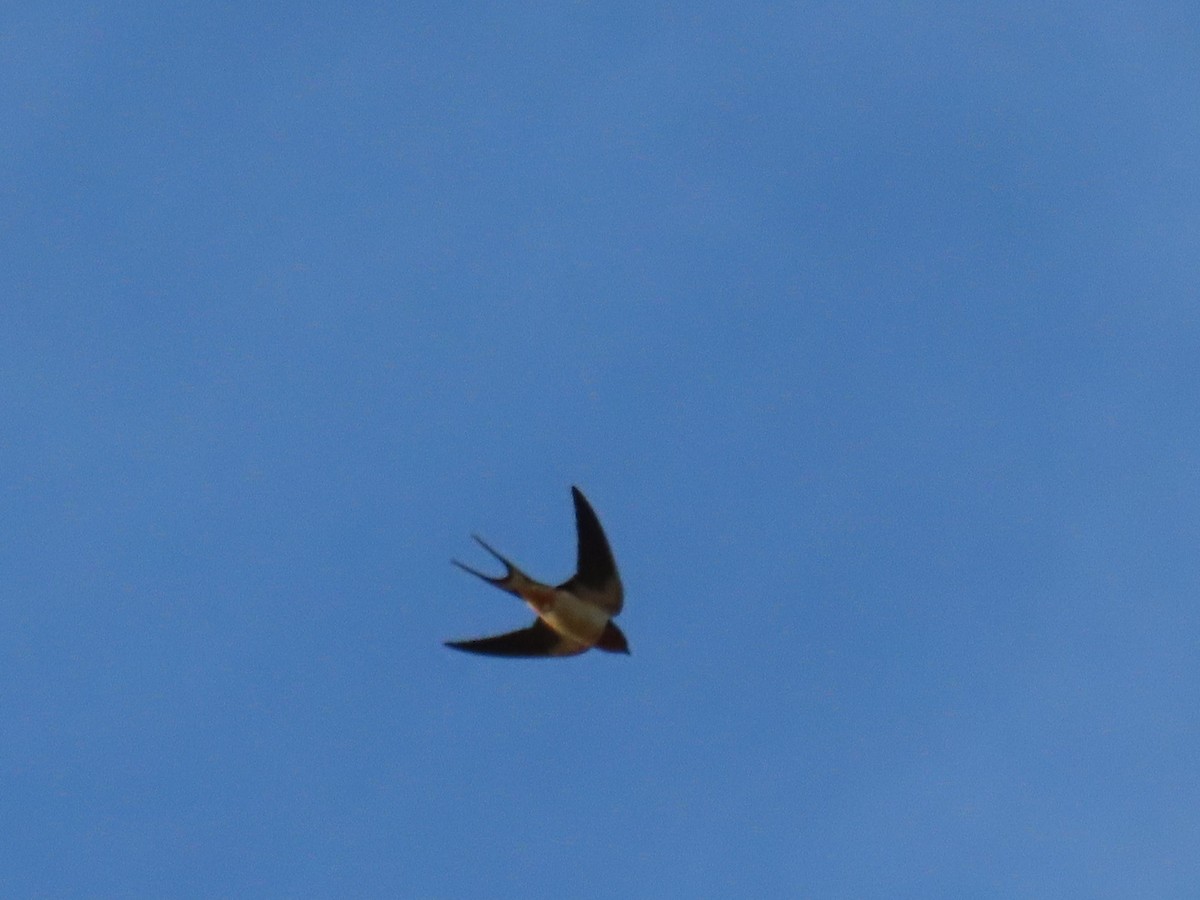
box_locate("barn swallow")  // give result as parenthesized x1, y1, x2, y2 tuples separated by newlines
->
(446, 486, 628, 658)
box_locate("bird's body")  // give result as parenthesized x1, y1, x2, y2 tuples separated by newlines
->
(538, 588, 611, 648)
(445, 486, 629, 658)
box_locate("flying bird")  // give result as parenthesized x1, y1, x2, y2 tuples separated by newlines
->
(446, 486, 628, 658)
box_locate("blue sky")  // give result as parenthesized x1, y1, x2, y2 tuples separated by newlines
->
(4, 3, 1199, 896)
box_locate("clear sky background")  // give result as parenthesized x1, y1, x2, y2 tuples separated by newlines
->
(4, 3, 1199, 897)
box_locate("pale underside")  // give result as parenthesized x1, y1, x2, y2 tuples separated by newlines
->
(530, 587, 612, 648)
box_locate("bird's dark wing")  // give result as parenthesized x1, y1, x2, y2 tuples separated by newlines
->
(444, 617, 588, 658)
(558, 486, 623, 614)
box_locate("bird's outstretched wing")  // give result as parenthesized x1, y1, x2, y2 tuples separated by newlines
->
(444, 618, 588, 658)
(558, 486, 623, 614)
